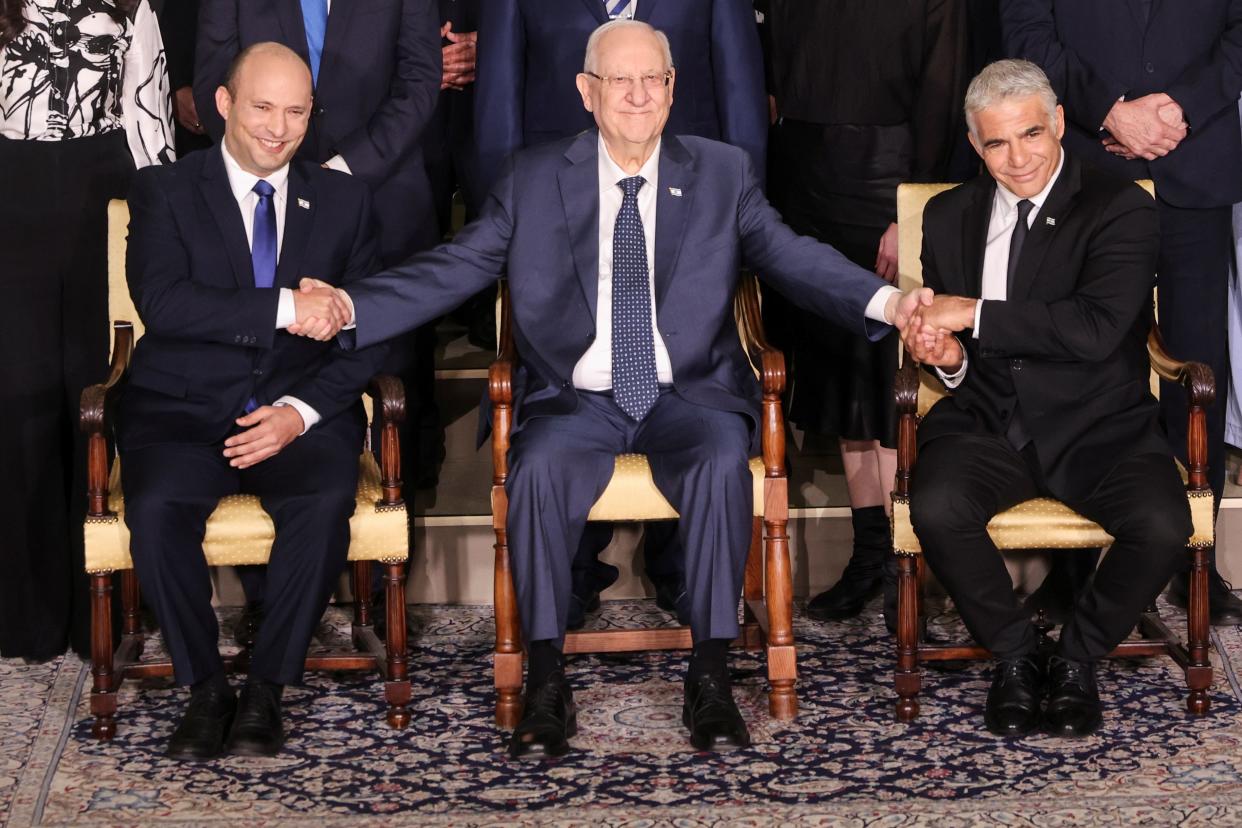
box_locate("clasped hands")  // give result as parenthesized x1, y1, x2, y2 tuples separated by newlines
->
(289, 277, 353, 340)
(1101, 93, 1187, 161)
(895, 292, 977, 372)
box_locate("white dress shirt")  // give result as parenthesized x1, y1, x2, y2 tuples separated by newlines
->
(220, 141, 321, 431)
(938, 150, 1065, 388)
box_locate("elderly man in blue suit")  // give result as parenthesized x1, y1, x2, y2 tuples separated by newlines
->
(474, 0, 770, 633)
(298, 20, 929, 759)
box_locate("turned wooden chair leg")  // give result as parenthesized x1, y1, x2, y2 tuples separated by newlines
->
(493, 487, 524, 729)
(894, 554, 922, 722)
(1186, 544, 1213, 715)
(762, 483, 797, 720)
(90, 572, 118, 740)
(354, 560, 374, 628)
(742, 517, 764, 650)
(383, 562, 412, 729)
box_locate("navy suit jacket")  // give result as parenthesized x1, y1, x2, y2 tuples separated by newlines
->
(1003, 0, 1242, 208)
(473, 0, 768, 196)
(194, 0, 443, 262)
(344, 131, 889, 442)
(119, 147, 388, 452)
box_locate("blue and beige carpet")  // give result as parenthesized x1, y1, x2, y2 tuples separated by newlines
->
(5, 599, 1242, 826)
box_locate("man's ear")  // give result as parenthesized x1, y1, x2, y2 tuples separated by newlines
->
(575, 73, 594, 113)
(215, 85, 233, 122)
(967, 129, 981, 159)
(1054, 103, 1066, 141)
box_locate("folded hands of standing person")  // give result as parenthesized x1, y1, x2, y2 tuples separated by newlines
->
(1101, 92, 1187, 161)
(441, 22, 478, 90)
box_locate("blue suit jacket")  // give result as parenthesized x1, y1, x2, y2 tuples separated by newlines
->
(194, 0, 443, 262)
(1003, 0, 1242, 208)
(120, 147, 388, 452)
(473, 0, 768, 196)
(344, 131, 889, 441)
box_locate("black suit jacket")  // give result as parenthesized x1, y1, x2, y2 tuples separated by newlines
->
(1003, 0, 1242, 208)
(194, 0, 443, 263)
(919, 153, 1169, 501)
(119, 147, 388, 451)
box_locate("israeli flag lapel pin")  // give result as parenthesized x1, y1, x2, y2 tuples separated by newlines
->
(669, 187, 682, 197)
(298, 198, 311, 209)
(1045, 216, 1055, 226)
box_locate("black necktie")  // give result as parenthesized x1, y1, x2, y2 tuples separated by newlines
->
(1006, 198, 1034, 297)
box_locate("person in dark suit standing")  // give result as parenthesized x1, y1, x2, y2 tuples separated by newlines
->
(1002, 0, 1242, 625)
(122, 43, 388, 759)
(299, 20, 930, 758)
(193, 0, 443, 634)
(156, 0, 210, 155)
(473, 0, 770, 632)
(905, 60, 1191, 737)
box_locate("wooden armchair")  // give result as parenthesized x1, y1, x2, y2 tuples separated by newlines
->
(487, 274, 797, 728)
(889, 182, 1216, 721)
(81, 200, 413, 739)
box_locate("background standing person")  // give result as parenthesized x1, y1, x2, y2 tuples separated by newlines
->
(0, 0, 173, 661)
(764, 0, 966, 629)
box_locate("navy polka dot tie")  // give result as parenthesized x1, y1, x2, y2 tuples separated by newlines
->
(611, 175, 659, 421)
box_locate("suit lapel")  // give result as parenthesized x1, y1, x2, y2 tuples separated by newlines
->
(635, 0, 658, 20)
(275, 0, 312, 65)
(275, 164, 316, 289)
(316, 0, 355, 87)
(1009, 154, 1082, 301)
(558, 132, 602, 324)
(578, 0, 609, 24)
(961, 176, 994, 299)
(654, 136, 694, 311)
(200, 147, 256, 289)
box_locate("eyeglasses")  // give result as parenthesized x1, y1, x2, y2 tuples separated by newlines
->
(584, 70, 673, 91)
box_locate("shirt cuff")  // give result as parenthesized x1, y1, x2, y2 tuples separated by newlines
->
(323, 154, 352, 175)
(273, 396, 320, 434)
(276, 288, 296, 329)
(971, 299, 984, 339)
(934, 341, 968, 388)
(865, 285, 903, 323)
(340, 289, 357, 330)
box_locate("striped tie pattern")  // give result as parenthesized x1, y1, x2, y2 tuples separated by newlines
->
(607, 0, 635, 19)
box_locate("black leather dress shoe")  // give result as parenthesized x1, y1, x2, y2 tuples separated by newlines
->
(1167, 569, 1242, 626)
(226, 681, 285, 756)
(984, 656, 1043, 737)
(683, 673, 751, 752)
(167, 681, 236, 760)
(508, 672, 576, 760)
(1044, 656, 1102, 737)
(231, 601, 264, 650)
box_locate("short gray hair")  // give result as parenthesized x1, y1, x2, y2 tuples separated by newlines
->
(964, 59, 1058, 138)
(582, 19, 674, 74)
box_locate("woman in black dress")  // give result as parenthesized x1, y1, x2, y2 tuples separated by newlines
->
(0, 0, 172, 660)
(765, 0, 967, 626)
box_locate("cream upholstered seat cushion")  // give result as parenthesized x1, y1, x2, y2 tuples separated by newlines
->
(586, 455, 767, 521)
(84, 453, 408, 573)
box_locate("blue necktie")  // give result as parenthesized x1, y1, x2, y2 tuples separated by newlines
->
(607, 0, 633, 19)
(301, 0, 328, 85)
(245, 180, 277, 413)
(611, 176, 659, 420)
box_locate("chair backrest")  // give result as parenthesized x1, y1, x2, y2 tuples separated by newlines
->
(896, 179, 1158, 414)
(107, 199, 144, 348)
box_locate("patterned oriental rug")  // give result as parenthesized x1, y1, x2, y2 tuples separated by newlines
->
(5, 599, 1242, 827)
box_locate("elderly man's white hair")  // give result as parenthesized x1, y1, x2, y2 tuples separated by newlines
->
(582, 18, 674, 74)
(964, 59, 1059, 138)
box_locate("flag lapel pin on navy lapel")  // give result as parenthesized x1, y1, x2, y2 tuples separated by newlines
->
(298, 198, 311, 209)
(668, 187, 682, 197)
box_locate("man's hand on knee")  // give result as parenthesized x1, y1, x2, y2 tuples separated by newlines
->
(224, 406, 305, 468)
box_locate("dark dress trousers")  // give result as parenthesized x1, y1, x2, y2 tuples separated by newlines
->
(1003, 0, 1242, 505)
(119, 147, 388, 686)
(339, 131, 891, 644)
(911, 154, 1192, 663)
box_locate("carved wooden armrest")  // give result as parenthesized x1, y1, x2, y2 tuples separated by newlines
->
(367, 374, 406, 506)
(490, 281, 517, 482)
(736, 273, 788, 477)
(893, 355, 921, 499)
(1148, 325, 1215, 492)
(79, 324, 135, 518)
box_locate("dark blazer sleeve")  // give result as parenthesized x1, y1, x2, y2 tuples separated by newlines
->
(159, 0, 198, 90)
(472, 0, 525, 198)
(282, 188, 390, 422)
(977, 184, 1158, 361)
(711, 0, 769, 185)
(1002, 0, 1127, 135)
(1164, 0, 1242, 129)
(343, 158, 516, 349)
(733, 152, 893, 339)
(912, 0, 968, 181)
(334, 0, 442, 185)
(192, 0, 236, 140)
(126, 168, 281, 348)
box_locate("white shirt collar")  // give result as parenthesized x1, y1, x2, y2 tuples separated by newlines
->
(597, 133, 661, 193)
(221, 139, 291, 203)
(994, 147, 1064, 217)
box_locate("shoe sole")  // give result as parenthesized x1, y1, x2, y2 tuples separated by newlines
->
(226, 737, 285, 757)
(682, 706, 751, 752)
(508, 714, 578, 761)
